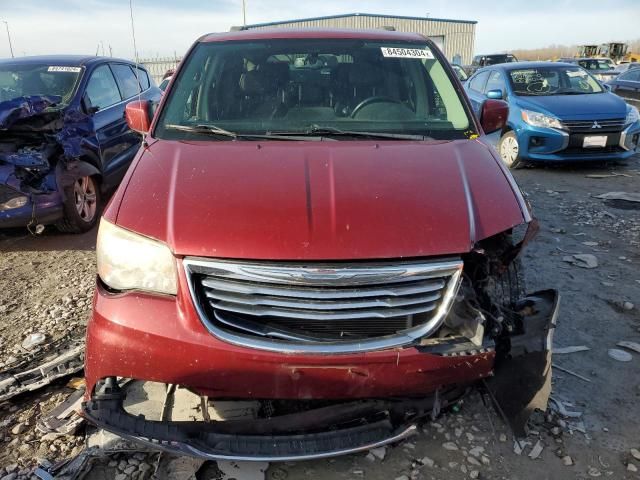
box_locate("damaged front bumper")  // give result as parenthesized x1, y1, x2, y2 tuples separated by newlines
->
(0, 177, 63, 228)
(82, 286, 559, 461)
(83, 384, 425, 462)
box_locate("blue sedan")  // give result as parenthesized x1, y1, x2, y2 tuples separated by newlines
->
(465, 61, 640, 168)
(0, 55, 161, 232)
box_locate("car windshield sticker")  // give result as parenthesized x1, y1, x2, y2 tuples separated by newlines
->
(47, 66, 82, 73)
(566, 70, 586, 78)
(511, 70, 539, 83)
(380, 47, 434, 59)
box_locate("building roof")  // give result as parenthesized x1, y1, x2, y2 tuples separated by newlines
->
(244, 12, 478, 28)
(200, 27, 426, 43)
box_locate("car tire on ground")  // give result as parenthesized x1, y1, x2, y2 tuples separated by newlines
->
(498, 131, 524, 169)
(56, 175, 101, 233)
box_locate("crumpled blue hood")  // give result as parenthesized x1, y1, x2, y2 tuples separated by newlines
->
(0, 95, 95, 163)
(0, 95, 62, 130)
(516, 92, 628, 118)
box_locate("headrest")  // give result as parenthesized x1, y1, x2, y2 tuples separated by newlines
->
(260, 62, 289, 84)
(239, 70, 266, 95)
(348, 63, 384, 86)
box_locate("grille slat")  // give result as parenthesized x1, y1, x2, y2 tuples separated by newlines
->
(208, 299, 439, 320)
(200, 277, 446, 299)
(186, 258, 463, 346)
(203, 288, 442, 311)
(563, 118, 625, 133)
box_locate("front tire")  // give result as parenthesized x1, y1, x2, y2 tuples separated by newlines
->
(56, 175, 101, 233)
(498, 131, 524, 169)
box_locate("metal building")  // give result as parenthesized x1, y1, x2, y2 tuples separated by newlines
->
(243, 13, 477, 65)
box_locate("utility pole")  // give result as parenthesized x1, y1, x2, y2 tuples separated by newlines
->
(242, 0, 246, 26)
(2, 20, 14, 58)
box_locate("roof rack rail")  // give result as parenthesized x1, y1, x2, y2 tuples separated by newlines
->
(379, 26, 396, 31)
(230, 25, 248, 31)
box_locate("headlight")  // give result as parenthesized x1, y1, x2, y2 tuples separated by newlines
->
(97, 219, 177, 295)
(626, 106, 639, 125)
(521, 110, 564, 130)
(0, 195, 28, 211)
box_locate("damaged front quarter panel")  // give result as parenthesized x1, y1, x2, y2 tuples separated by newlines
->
(485, 290, 558, 438)
(0, 95, 97, 227)
(425, 223, 558, 438)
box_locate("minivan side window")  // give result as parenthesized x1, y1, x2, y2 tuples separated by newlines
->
(485, 71, 506, 94)
(469, 71, 489, 93)
(85, 64, 122, 110)
(111, 64, 141, 99)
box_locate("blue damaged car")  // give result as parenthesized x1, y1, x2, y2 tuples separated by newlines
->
(0, 55, 161, 232)
(465, 61, 640, 168)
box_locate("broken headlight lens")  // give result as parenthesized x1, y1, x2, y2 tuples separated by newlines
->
(0, 195, 28, 211)
(97, 219, 177, 295)
(521, 110, 564, 130)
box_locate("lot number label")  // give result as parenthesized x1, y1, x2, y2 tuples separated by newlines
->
(381, 47, 434, 59)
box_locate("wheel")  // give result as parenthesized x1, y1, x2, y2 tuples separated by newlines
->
(56, 175, 101, 233)
(497, 131, 524, 169)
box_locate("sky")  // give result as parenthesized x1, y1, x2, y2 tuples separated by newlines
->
(0, 0, 638, 59)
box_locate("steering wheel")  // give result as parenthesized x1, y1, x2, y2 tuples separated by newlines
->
(350, 96, 404, 118)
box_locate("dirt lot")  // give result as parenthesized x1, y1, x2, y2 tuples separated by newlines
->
(0, 156, 639, 479)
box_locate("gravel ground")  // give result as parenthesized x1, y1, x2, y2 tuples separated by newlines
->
(0, 155, 638, 479)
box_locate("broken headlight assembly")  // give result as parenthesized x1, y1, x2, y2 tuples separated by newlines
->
(96, 219, 177, 295)
(0, 195, 28, 211)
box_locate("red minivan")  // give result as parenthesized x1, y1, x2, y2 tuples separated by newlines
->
(83, 28, 557, 460)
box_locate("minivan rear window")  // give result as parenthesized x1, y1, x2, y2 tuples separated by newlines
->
(155, 39, 474, 141)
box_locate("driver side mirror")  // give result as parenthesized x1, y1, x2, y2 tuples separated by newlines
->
(481, 99, 509, 134)
(125, 100, 152, 134)
(486, 89, 503, 100)
(601, 83, 612, 92)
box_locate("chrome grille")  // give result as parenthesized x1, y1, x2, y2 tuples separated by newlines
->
(185, 258, 463, 354)
(563, 118, 625, 133)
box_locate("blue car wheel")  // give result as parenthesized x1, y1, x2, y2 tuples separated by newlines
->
(498, 131, 524, 169)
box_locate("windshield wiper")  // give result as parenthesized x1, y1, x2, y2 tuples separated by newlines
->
(268, 125, 431, 141)
(165, 123, 241, 138)
(165, 124, 318, 141)
(307, 125, 431, 140)
(556, 90, 595, 95)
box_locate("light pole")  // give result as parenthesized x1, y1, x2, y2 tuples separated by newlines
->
(242, 0, 246, 26)
(1, 20, 14, 58)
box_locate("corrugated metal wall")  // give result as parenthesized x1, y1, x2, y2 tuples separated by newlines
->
(247, 16, 475, 64)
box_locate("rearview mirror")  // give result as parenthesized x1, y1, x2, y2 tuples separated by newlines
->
(481, 99, 509, 134)
(486, 89, 503, 100)
(125, 100, 152, 134)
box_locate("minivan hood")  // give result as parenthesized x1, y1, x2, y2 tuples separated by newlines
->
(115, 139, 525, 260)
(516, 92, 627, 118)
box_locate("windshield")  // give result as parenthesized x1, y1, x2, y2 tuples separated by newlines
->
(578, 59, 614, 71)
(0, 64, 83, 104)
(452, 65, 468, 81)
(156, 39, 473, 141)
(508, 66, 604, 96)
(485, 55, 517, 65)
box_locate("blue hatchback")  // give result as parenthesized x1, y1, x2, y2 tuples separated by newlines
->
(465, 61, 640, 168)
(0, 55, 161, 232)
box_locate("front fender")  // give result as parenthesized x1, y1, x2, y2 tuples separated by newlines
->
(56, 159, 101, 189)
